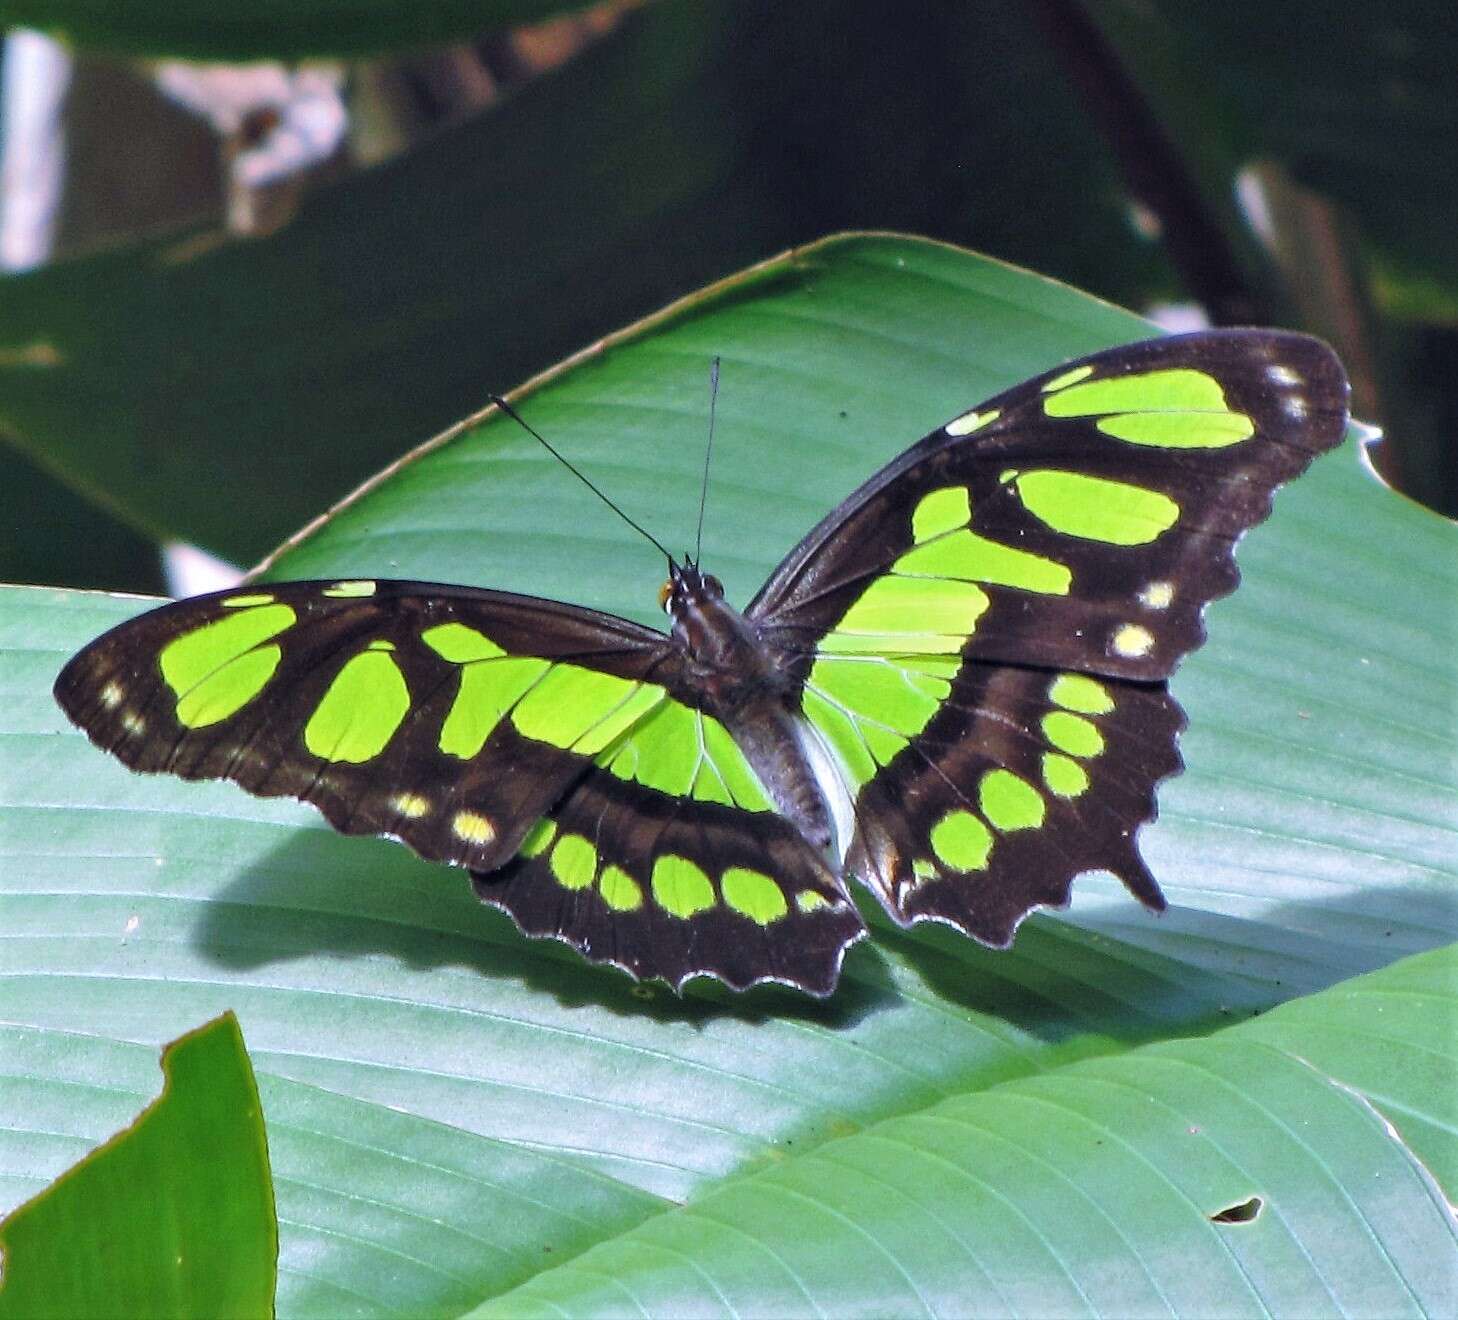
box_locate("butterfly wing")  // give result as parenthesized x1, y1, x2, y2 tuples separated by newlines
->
(472, 769, 864, 994)
(55, 577, 864, 991)
(747, 329, 1350, 939)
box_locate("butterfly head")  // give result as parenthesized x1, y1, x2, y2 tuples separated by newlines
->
(660, 560, 725, 616)
(662, 560, 761, 686)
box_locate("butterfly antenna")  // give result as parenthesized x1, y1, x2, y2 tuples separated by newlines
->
(489, 393, 674, 564)
(693, 356, 721, 567)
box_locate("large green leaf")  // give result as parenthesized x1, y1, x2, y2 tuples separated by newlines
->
(474, 946, 1458, 1317)
(0, 0, 1172, 571)
(0, 1013, 275, 1317)
(3, 236, 1453, 1315)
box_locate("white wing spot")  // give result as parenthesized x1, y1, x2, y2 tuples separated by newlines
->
(101, 681, 124, 709)
(1112, 624, 1155, 658)
(1138, 581, 1174, 610)
(453, 810, 496, 844)
(1267, 365, 1300, 386)
(946, 407, 1000, 437)
(122, 712, 146, 734)
(1283, 395, 1309, 419)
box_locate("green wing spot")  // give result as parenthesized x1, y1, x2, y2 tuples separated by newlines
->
(175, 645, 282, 728)
(813, 657, 942, 735)
(514, 666, 638, 746)
(1097, 410, 1253, 448)
(1049, 673, 1114, 714)
(1043, 367, 1227, 415)
(160, 604, 295, 727)
(1041, 364, 1094, 393)
(322, 580, 377, 598)
(801, 688, 878, 792)
(795, 890, 829, 913)
(221, 593, 274, 608)
(979, 769, 1046, 831)
(1010, 470, 1179, 545)
(1042, 711, 1105, 758)
(930, 810, 993, 871)
(549, 834, 596, 890)
(820, 575, 988, 652)
(422, 621, 507, 663)
(160, 604, 295, 699)
(304, 648, 410, 763)
(651, 855, 716, 918)
(574, 683, 663, 755)
(721, 867, 788, 925)
(439, 656, 550, 759)
(804, 650, 961, 790)
(519, 819, 556, 857)
(598, 866, 643, 912)
(1043, 367, 1254, 449)
(698, 718, 773, 812)
(1042, 752, 1089, 799)
(609, 700, 699, 793)
(911, 487, 970, 541)
(896, 529, 1071, 595)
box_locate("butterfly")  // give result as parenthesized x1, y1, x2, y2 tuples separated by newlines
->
(54, 329, 1350, 996)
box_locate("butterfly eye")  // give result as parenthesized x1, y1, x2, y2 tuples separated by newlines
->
(658, 580, 673, 612)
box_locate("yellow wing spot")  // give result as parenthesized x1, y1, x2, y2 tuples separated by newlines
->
(945, 407, 1000, 437)
(795, 890, 830, 914)
(221, 593, 275, 608)
(1138, 581, 1174, 610)
(323, 580, 377, 598)
(121, 712, 146, 735)
(452, 810, 496, 844)
(1112, 623, 1155, 658)
(100, 681, 124, 709)
(392, 793, 430, 819)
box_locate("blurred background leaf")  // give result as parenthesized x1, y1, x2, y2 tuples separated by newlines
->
(4, 0, 1454, 592)
(0, 0, 588, 60)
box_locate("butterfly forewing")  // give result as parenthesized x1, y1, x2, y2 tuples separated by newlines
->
(753, 330, 1349, 680)
(54, 579, 681, 870)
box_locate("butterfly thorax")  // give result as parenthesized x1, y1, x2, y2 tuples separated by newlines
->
(666, 562, 834, 851)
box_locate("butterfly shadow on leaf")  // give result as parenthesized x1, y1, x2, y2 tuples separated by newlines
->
(190, 828, 900, 1030)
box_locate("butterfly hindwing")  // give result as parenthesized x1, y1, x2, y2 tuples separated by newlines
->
(752, 329, 1349, 939)
(845, 665, 1184, 941)
(473, 769, 865, 994)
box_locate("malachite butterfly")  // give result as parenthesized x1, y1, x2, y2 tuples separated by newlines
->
(56, 329, 1350, 996)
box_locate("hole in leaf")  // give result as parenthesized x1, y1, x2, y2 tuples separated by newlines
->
(1211, 1196, 1263, 1224)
